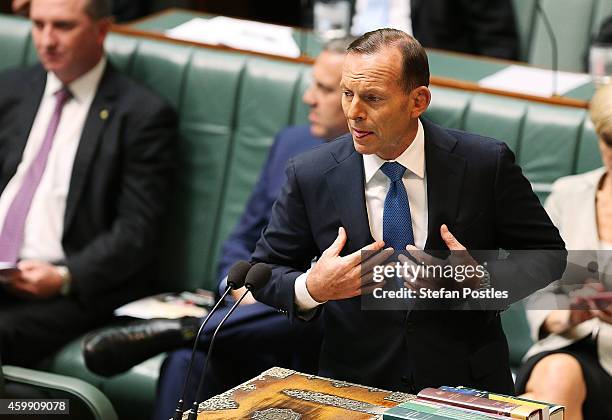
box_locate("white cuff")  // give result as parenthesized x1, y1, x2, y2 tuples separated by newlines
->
(294, 270, 325, 311)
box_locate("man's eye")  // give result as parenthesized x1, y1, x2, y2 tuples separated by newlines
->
(366, 96, 379, 102)
(342, 91, 353, 97)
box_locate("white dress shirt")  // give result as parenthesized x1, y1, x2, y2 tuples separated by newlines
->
(351, 0, 413, 36)
(0, 57, 106, 263)
(295, 119, 427, 310)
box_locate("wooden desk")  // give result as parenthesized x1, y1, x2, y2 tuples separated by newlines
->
(114, 8, 595, 109)
(192, 367, 412, 419)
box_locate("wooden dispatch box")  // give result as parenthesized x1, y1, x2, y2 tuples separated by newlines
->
(192, 367, 414, 419)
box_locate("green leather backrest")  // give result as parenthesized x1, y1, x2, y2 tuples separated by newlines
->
(576, 118, 604, 173)
(528, 0, 595, 71)
(500, 301, 534, 368)
(0, 15, 34, 72)
(464, 93, 527, 154)
(518, 104, 585, 183)
(292, 68, 312, 126)
(425, 87, 471, 129)
(104, 33, 139, 73)
(208, 58, 308, 281)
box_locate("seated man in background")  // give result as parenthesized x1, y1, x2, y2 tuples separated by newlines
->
(0, 0, 176, 366)
(83, 38, 351, 419)
(516, 85, 612, 420)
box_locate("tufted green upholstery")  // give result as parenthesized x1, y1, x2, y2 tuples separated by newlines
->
(0, 12, 606, 418)
(512, 0, 537, 61)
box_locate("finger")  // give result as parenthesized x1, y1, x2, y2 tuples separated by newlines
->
(360, 280, 386, 296)
(441, 224, 466, 251)
(344, 239, 386, 267)
(405, 245, 443, 266)
(324, 227, 348, 257)
(17, 260, 36, 271)
(360, 247, 395, 275)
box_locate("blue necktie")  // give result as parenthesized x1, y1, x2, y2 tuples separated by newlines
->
(380, 162, 414, 252)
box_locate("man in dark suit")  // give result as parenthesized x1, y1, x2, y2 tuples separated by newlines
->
(0, 0, 176, 365)
(252, 28, 565, 395)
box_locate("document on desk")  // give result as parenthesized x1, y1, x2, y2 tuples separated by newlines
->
(166, 17, 301, 58)
(478, 65, 591, 97)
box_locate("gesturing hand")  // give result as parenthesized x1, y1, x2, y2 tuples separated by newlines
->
(306, 227, 393, 303)
(399, 224, 481, 291)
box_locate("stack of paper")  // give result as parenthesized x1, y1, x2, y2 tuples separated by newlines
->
(166, 17, 301, 58)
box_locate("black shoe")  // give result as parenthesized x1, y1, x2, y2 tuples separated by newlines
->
(83, 317, 199, 377)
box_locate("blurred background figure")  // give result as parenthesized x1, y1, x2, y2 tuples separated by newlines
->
(516, 85, 612, 420)
(305, 0, 519, 60)
(11, 0, 152, 22)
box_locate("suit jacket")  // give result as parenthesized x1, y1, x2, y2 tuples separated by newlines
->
(0, 63, 176, 312)
(252, 118, 565, 394)
(410, 0, 518, 60)
(525, 167, 612, 375)
(217, 125, 323, 282)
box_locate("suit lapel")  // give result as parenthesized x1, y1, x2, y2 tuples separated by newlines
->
(422, 119, 466, 250)
(64, 64, 118, 231)
(326, 141, 373, 251)
(1, 68, 46, 191)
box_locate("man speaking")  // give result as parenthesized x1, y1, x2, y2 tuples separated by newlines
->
(252, 29, 565, 395)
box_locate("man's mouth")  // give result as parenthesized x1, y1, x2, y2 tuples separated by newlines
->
(352, 129, 373, 139)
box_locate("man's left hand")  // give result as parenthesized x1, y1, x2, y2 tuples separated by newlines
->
(7, 260, 63, 299)
(400, 224, 481, 291)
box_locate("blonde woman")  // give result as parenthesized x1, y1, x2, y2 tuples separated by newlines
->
(516, 86, 612, 420)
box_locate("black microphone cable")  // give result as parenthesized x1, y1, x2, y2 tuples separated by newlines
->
(186, 263, 272, 420)
(535, 0, 558, 96)
(171, 260, 251, 420)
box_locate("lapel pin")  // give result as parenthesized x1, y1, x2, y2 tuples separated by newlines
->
(100, 109, 109, 120)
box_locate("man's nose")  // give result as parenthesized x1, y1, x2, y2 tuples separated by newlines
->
(302, 85, 316, 107)
(40, 25, 57, 49)
(346, 97, 364, 121)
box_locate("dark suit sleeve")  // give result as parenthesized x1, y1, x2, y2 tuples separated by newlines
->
(462, 0, 519, 60)
(251, 158, 319, 323)
(66, 101, 177, 301)
(216, 132, 284, 283)
(486, 143, 566, 304)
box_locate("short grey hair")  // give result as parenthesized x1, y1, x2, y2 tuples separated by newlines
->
(85, 0, 112, 19)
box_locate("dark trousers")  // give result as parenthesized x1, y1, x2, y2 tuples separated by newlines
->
(152, 301, 322, 420)
(0, 291, 108, 366)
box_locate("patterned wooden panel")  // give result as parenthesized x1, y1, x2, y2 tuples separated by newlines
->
(193, 367, 414, 419)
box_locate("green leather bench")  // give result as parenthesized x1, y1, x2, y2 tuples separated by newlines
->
(514, 0, 612, 71)
(0, 13, 605, 417)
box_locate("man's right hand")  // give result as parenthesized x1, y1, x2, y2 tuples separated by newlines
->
(305, 227, 392, 303)
(230, 286, 257, 305)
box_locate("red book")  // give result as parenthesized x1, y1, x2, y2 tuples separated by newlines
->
(417, 388, 542, 420)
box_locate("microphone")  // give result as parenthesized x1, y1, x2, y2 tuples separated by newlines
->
(535, 0, 558, 96)
(171, 260, 251, 420)
(186, 263, 272, 420)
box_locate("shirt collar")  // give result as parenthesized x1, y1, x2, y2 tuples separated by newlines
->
(363, 118, 425, 183)
(44, 56, 107, 103)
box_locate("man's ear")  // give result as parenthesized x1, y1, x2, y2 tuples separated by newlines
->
(410, 86, 431, 118)
(96, 16, 113, 44)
